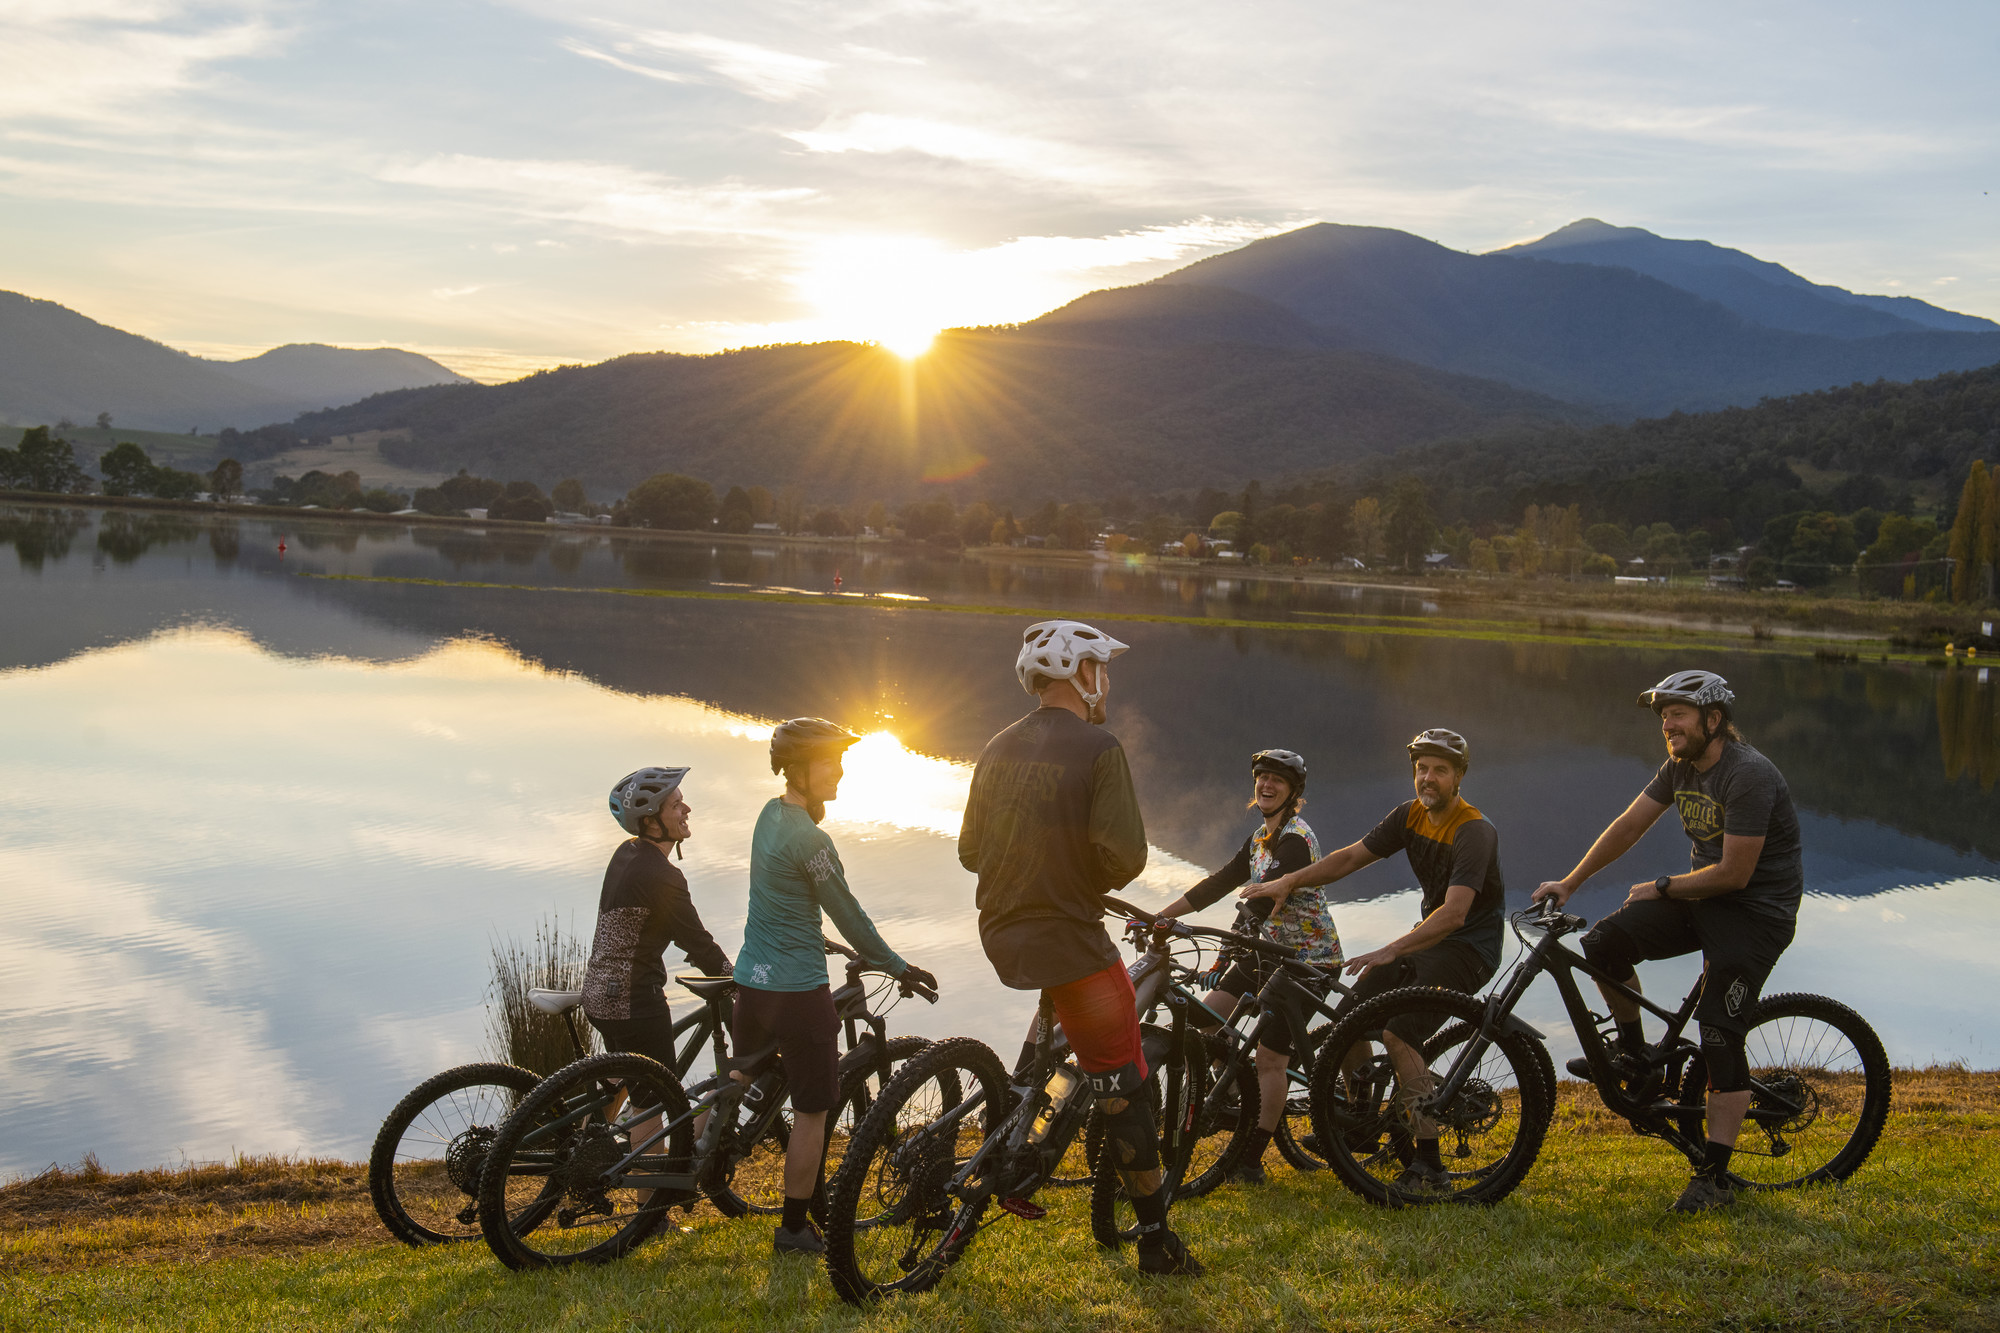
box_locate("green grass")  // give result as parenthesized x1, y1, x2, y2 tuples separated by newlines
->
(6, 1085, 1996, 1333)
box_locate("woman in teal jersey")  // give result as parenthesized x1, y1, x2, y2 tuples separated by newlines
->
(737, 717, 938, 1256)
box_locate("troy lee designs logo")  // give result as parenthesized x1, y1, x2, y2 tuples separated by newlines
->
(1674, 790, 1724, 842)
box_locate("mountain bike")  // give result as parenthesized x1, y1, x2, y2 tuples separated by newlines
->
(1164, 906, 1354, 1192)
(1306, 897, 1890, 1207)
(819, 897, 1295, 1303)
(374, 939, 926, 1253)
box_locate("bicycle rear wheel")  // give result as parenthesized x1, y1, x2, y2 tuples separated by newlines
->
(823, 1036, 996, 1304)
(1676, 992, 1892, 1190)
(1090, 1022, 1203, 1246)
(476, 1053, 691, 1269)
(1307, 988, 1551, 1207)
(709, 1035, 932, 1217)
(369, 1062, 540, 1246)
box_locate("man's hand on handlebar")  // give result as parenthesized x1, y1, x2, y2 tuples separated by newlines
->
(1531, 880, 1575, 907)
(897, 964, 940, 1002)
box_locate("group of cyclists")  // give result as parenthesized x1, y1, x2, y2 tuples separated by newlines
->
(581, 614, 1806, 1275)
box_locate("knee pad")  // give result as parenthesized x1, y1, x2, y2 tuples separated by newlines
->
(1580, 921, 1640, 980)
(1700, 1023, 1749, 1093)
(1101, 1094, 1161, 1173)
(1083, 1060, 1144, 1099)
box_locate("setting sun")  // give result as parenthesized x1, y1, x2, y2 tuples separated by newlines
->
(879, 327, 937, 359)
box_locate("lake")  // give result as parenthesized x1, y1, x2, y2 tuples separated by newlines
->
(2, 501, 1996, 1175)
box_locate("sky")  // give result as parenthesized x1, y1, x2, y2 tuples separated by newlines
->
(1, 0, 1995, 381)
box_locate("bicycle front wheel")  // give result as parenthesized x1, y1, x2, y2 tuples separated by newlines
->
(1677, 992, 1892, 1190)
(823, 1036, 997, 1304)
(1178, 1027, 1261, 1197)
(368, 1062, 540, 1246)
(1307, 987, 1551, 1207)
(709, 1034, 933, 1217)
(476, 1053, 691, 1270)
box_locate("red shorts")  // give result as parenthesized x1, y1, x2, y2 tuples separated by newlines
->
(1046, 963, 1147, 1082)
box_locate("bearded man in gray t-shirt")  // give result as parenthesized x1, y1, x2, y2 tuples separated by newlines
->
(1534, 670, 1803, 1216)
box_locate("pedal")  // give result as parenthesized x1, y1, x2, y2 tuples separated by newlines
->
(999, 1197, 1047, 1220)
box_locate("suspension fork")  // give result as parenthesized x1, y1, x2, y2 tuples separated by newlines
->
(1427, 933, 1554, 1108)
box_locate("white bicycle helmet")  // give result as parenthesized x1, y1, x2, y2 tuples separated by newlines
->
(1638, 670, 1735, 717)
(1016, 619, 1128, 708)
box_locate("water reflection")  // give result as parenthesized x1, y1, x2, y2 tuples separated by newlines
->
(3, 504, 1997, 1172)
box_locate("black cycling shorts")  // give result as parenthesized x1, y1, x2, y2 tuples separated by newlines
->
(589, 1013, 679, 1070)
(1338, 941, 1495, 1047)
(1581, 897, 1795, 1037)
(1211, 958, 1331, 1058)
(732, 984, 841, 1114)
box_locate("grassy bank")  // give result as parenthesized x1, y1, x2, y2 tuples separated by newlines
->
(5, 1069, 1995, 1331)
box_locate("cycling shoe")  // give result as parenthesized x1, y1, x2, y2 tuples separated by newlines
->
(1136, 1230, 1204, 1277)
(772, 1221, 826, 1255)
(1394, 1159, 1451, 1194)
(1668, 1174, 1735, 1214)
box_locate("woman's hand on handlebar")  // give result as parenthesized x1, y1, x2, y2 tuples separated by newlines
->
(897, 963, 940, 1002)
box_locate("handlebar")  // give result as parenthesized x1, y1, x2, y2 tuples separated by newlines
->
(824, 936, 938, 1003)
(1516, 896, 1587, 935)
(1101, 895, 1301, 960)
(823, 936, 859, 960)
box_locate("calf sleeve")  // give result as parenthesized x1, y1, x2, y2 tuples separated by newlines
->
(1101, 1094, 1161, 1174)
(1701, 1023, 1749, 1093)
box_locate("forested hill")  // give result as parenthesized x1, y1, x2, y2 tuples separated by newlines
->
(293, 327, 1593, 502)
(1342, 362, 2000, 533)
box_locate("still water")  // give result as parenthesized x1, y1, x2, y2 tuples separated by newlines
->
(2, 503, 1996, 1175)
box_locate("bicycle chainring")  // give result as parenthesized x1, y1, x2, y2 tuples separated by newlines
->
(444, 1125, 496, 1196)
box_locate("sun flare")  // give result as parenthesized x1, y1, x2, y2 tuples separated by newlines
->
(880, 326, 937, 358)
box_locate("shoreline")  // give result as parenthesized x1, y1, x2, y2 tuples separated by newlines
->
(7, 489, 1989, 646)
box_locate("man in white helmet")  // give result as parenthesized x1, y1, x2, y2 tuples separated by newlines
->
(958, 619, 1199, 1276)
(1534, 669, 1803, 1215)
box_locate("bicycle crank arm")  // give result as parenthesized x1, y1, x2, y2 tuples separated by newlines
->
(617, 1172, 700, 1191)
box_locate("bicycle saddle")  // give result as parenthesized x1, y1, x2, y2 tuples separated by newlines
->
(675, 974, 738, 1001)
(527, 988, 583, 1015)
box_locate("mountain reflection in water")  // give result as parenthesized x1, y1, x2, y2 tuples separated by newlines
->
(1, 502, 1996, 1173)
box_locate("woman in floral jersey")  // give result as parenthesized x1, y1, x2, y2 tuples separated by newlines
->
(1155, 749, 1339, 1183)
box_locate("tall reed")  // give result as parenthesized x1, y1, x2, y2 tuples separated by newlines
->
(485, 913, 599, 1076)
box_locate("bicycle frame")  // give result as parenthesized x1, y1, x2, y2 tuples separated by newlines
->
(1422, 908, 1806, 1166)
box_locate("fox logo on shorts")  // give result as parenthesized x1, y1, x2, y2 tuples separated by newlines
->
(1725, 977, 1749, 1017)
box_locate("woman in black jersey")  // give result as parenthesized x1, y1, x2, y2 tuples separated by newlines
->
(1156, 750, 1340, 1183)
(581, 766, 733, 1066)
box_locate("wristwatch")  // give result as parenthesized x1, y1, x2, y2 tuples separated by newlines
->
(1655, 875, 1674, 900)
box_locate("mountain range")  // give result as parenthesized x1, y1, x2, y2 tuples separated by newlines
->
(0, 290, 471, 432)
(4, 219, 1997, 500)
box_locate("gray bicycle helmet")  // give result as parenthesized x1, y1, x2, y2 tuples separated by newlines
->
(1250, 749, 1308, 793)
(770, 717, 862, 775)
(609, 766, 689, 837)
(1407, 728, 1470, 771)
(1638, 669, 1735, 717)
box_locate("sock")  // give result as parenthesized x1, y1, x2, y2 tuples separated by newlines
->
(1129, 1186, 1170, 1249)
(1700, 1140, 1734, 1179)
(1245, 1128, 1273, 1163)
(1615, 1019, 1646, 1053)
(1416, 1138, 1444, 1171)
(781, 1195, 812, 1232)
(1013, 1041, 1038, 1080)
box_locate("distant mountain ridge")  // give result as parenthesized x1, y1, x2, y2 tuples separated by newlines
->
(1153, 223, 2000, 415)
(0, 291, 470, 432)
(1496, 218, 1997, 338)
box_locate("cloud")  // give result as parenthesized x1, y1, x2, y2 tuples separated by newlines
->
(564, 25, 831, 100)
(379, 153, 815, 239)
(0, 1, 277, 127)
(786, 112, 1139, 189)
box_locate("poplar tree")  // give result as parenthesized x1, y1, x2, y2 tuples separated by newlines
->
(1948, 461, 1989, 602)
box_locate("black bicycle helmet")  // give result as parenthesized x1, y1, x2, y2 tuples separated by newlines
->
(609, 766, 689, 837)
(1407, 728, 1470, 771)
(1250, 748, 1308, 793)
(1638, 670, 1735, 718)
(770, 717, 862, 774)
